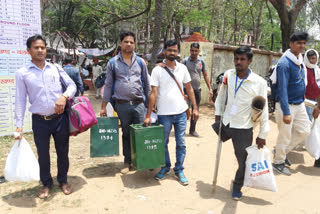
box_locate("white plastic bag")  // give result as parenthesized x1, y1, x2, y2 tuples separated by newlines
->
(144, 108, 158, 123)
(4, 137, 40, 182)
(305, 118, 320, 160)
(244, 145, 278, 192)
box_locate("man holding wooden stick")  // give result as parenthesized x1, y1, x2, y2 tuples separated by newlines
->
(213, 46, 269, 200)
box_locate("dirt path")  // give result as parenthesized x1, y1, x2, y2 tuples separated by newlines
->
(1, 90, 320, 214)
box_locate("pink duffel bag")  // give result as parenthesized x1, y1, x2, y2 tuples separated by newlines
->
(68, 96, 97, 136)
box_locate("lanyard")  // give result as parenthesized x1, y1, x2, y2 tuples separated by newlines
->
(234, 70, 250, 97)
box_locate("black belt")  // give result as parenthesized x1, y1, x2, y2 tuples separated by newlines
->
(32, 113, 60, 120)
(289, 102, 302, 105)
(116, 99, 143, 105)
(276, 102, 302, 105)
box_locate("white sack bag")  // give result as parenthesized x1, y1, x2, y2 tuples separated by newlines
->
(4, 137, 40, 182)
(244, 145, 278, 192)
(305, 118, 320, 160)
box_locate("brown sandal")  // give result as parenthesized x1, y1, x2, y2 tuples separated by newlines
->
(60, 183, 72, 195)
(38, 186, 50, 199)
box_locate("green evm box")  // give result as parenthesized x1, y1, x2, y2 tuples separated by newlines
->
(129, 124, 165, 171)
(90, 117, 119, 157)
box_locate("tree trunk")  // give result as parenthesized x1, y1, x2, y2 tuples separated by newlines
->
(144, 2, 149, 55)
(234, 8, 237, 45)
(174, 21, 181, 48)
(266, 0, 274, 50)
(220, 3, 227, 44)
(150, 0, 163, 72)
(207, 0, 217, 41)
(269, 0, 307, 51)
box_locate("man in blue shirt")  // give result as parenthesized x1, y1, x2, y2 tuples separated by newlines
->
(63, 56, 84, 97)
(273, 32, 311, 176)
(15, 35, 76, 199)
(100, 31, 151, 174)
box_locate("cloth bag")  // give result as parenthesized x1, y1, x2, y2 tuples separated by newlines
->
(244, 145, 278, 192)
(55, 64, 97, 136)
(305, 118, 320, 159)
(4, 137, 40, 182)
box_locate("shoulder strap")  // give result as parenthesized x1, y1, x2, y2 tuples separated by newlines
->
(109, 58, 116, 94)
(136, 56, 145, 83)
(136, 56, 147, 100)
(163, 66, 185, 97)
(200, 59, 205, 70)
(182, 59, 187, 65)
(109, 58, 116, 76)
(53, 64, 67, 92)
(136, 56, 144, 71)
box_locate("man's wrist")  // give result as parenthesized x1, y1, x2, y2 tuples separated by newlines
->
(62, 93, 69, 100)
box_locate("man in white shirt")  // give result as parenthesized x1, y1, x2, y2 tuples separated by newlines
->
(214, 46, 269, 200)
(144, 40, 199, 186)
(92, 59, 104, 98)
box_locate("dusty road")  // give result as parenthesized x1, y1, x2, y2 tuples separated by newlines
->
(0, 90, 320, 214)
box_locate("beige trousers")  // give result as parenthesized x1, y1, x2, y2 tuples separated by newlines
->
(274, 102, 311, 164)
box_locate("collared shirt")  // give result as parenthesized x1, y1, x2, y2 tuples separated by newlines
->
(15, 61, 76, 127)
(275, 56, 306, 115)
(63, 64, 84, 96)
(150, 60, 191, 115)
(182, 56, 205, 90)
(92, 64, 103, 81)
(102, 52, 151, 103)
(215, 69, 269, 139)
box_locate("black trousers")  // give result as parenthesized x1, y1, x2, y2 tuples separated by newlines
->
(115, 102, 145, 164)
(217, 123, 253, 188)
(189, 88, 201, 133)
(32, 112, 70, 187)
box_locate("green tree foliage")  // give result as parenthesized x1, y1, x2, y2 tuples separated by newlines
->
(43, 0, 151, 49)
(41, 0, 317, 52)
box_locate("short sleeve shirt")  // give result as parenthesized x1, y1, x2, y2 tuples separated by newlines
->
(150, 61, 191, 115)
(182, 57, 205, 90)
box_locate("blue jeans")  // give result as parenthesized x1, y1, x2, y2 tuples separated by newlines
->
(158, 112, 187, 172)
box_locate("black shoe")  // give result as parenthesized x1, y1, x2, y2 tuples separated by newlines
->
(272, 149, 291, 166)
(232, 185, 242, 201)
(314, 158, 320, 168)
(285, 158, 292, 166)
(273, 163, 291, 176)
(0, 176, 5, 184)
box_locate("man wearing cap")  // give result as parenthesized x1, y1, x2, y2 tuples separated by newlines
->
(272, 32, 311, 176)
(92, 59, 104, 99)
(214, 46, 269, 200)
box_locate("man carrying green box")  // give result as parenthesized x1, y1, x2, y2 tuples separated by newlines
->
(100, 31, 151, 174)
(144, 40, 199, 186)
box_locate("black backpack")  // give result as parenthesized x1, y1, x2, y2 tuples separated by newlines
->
(95, 72, 106, 88)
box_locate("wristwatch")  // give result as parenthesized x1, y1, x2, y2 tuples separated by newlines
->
(62, 93, 69, 100)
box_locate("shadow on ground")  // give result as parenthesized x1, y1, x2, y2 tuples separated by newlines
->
(1, 176, 86, 208)
(287, 151, 305, 164)
(196, 180, 272, 214)
(82, 162, 123, 178)
(120, 170, 161, 189)
(291, 165, 320, 176)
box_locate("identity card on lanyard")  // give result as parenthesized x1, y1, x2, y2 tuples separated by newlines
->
(230, 71, 251, 115)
